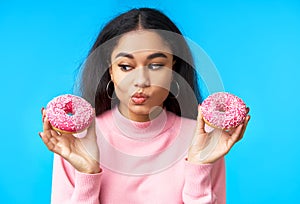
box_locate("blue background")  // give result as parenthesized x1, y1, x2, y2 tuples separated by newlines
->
(1, 0, 299, 203)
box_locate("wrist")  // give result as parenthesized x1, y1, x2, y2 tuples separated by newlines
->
(81, 167, 101, 174)
(80, 159, 101, 174)
(66, 156, 101, 174)
(187, 157, 210, 165)
(187, 151, 214, 165)
(76, 163, 101, 174)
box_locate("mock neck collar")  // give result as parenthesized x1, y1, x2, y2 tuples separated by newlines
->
(112, 105, 169, 140)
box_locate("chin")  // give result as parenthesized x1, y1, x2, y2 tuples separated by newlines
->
(129, 105, 152, 115)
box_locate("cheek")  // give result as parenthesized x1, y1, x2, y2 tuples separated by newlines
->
(112, 74, 135, 99)
(114, 81, 131, 99)
(149, 87, 170, 106)
(149, 70, 172, 90)
(111, 67, 132, 91)
(157, 87, 170, 98)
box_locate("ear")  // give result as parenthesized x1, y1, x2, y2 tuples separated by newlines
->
(172, 59, 176, 66)
(109, 66, 114, 82)
(170, 59, 176, 81)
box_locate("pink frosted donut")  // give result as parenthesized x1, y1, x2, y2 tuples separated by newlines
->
(200, 92, 247, 129)
(46, 94, 95, 133)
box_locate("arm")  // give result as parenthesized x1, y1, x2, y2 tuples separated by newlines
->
(40, 109, 102, 203)
(183, 105, 250, 203)
(182, 157, 226, 204)
(51, 154, 102, 204)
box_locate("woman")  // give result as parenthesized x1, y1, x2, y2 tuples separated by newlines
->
(40, 8, 250, 204)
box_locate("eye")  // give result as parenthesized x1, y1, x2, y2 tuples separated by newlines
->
(118, 64, 133, 71)
(148, 63, 164, 70)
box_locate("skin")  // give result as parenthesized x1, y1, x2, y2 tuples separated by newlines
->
(110, 30, 174, 122)
(39, 30, 251, 173)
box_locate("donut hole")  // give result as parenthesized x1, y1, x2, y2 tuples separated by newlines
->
(65, 109, 74, 116)
(67, 112, 74, 116)
(64, 101, 74, 117)
(215, 103, 227, 113)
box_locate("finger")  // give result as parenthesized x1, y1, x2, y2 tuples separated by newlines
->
(41, 107, 46, 122)
(246, 107, 250, 114)
(40, 132, 59, 152)
(40, 128, 60, 145)
(225, 128, 235, 135)
(236, 115, 251, 142)
(41, 108, 47, 128)
(42, 113, 46, 123)
(43, 118, 52, 132)
(50, 129, 60, 137)
(196, 105, 206, 135)
(42, 118, 61, 141)
(40, 131, 50, 145)
(227, 123, 244, 148)
(191, 105, 208, 146)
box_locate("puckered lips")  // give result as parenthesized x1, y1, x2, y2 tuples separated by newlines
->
(131, 92, 149, 104)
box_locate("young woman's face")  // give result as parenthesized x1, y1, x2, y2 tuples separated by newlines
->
(110, 30, 174, 122)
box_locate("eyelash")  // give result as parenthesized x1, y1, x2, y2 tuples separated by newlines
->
(118, 64, 133, 71)
(118, 63, 164, 71)
(148, 63, 164, 70)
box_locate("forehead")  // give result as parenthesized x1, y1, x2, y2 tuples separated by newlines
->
(111, 30, 172, 58)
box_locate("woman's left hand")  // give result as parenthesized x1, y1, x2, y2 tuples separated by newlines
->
(188, 106, 250, 164)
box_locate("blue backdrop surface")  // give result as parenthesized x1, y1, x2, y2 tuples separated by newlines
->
(1, 0, 299, 203)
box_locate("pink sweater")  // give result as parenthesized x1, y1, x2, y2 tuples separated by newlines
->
(51, 106, 226, 204)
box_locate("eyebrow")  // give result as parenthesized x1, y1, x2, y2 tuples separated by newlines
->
(147, 52, 168, 60)
(115, 52, 134, 59)
(115, 52, 168, 60)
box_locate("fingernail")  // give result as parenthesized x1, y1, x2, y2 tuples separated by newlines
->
(41, 107, 44, 114)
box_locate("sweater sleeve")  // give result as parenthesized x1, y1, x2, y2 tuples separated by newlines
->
(50, 154, 102, 204)
(182, 157, 226, 204)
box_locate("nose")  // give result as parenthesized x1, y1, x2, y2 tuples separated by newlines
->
(133, 67, 150, 88)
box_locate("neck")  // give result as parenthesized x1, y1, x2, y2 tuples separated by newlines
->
(118, 104, 163, 122)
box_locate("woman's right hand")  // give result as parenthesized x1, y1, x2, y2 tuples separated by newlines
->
(39, 108, 101, 174)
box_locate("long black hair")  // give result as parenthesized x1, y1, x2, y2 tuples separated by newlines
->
(78, 8, 202, 119)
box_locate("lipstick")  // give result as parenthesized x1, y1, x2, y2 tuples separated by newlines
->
(131, 93, 149, 104)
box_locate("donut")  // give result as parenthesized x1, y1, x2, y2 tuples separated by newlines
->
(46, 94, 95, 134)
(200, 92, 247, 130)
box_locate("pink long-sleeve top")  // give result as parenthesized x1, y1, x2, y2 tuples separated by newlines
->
(51, 106, 226, 204)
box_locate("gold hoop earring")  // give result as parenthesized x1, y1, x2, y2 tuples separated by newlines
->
(170, 80, 180, 99)
(106, 80, 116, 100)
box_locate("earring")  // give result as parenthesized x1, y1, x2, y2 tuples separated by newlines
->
(106, 80, 116, 100)
(170, 80, 180, 99)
